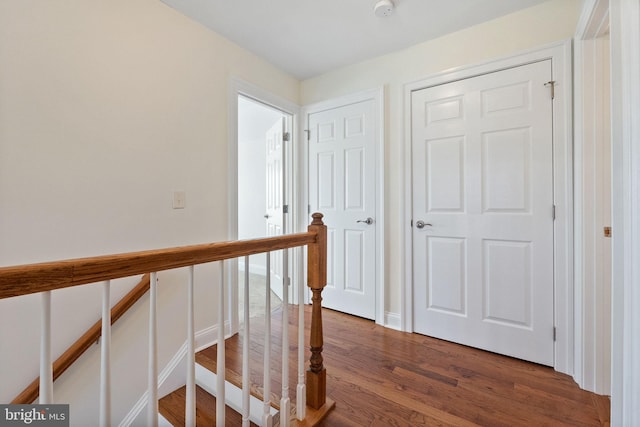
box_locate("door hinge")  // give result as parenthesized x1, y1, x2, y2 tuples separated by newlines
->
(544, 80, 556, 100)
(308, 204, 311, 214)
(552, 205, 556, 220)
(283, 132, 290, 142)
(304, 129, 310, 141)
(604, 226, 612, 237)
(283, 204, 289, 214)
(410, 219, 413, 227)
(553, 327, 557, 342)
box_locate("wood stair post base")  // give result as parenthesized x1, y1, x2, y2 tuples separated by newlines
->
(291, 398, 335, 427)
(306, 368, 326, 410)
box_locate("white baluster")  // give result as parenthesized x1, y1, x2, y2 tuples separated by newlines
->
(216, 262, 226, 427)
(148, 272, 158, 427)
(263, 253, 273, 427)
(100, 281, 112, 427)
(242, 257, 251, 427)
(186, 266, 196, 427)
(39, 291, 53, 404)
(280, 249, 290, 427)
(297, 249, 306, 420)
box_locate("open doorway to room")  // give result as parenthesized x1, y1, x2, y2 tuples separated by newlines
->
(237, 95, 293, 322)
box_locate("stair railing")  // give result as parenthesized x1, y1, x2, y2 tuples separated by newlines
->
(10, 274, 151, 405)
(0, 213, 329, 427)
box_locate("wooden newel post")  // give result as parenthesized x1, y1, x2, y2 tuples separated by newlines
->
(306, 212, 327, 409)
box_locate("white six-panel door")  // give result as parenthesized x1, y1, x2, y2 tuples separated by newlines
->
(309, 100, 376, 320)
(266, 118, 285, 300)
(411, 60, 555, 365)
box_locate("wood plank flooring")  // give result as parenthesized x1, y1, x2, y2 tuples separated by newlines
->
(314, 307, 610, 427)
(158, 385, 258, 427)
(180, 305, 610, 426)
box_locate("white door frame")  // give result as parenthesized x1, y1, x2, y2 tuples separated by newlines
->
(573, 0, 611, 395)
(609, 0, 640, 424)
(228, 77, 301, 334)
(402, 40, 574, 375)
(301, 87, 386, 326)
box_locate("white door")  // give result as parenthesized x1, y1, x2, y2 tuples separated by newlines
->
(265, 118, 285, 300)
(308, 99, 377, 319)
(411, 60, 555, 365)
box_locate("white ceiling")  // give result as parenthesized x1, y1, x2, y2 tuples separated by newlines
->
(160, 0, 549, 80)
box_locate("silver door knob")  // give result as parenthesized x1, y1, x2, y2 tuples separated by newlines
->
(357, 217, 374, 225)
(415, 220, 432, 229)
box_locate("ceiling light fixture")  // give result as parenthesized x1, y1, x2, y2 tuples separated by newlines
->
(374, 0, 395, 18)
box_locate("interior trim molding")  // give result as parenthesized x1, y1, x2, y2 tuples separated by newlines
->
(610, 0, 640, 424)
(573, 0, 612, 395)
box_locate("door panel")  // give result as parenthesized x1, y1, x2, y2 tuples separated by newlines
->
(482, 128, 531, 212)
(412, 60, 554, 365)
(265, 118, 285, 300)
(427, 236, 466, 315)
(344, 229, 365, 292)
(426, 137, 465, 212)
(483, 239, 532, 326)
(309, 99, 377, 319)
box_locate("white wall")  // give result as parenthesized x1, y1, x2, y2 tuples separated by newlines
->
(300, 0, 583, 318)
(0, 0, 298, 424)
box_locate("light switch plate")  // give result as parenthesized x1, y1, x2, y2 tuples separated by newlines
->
(173, 191, 186, 209)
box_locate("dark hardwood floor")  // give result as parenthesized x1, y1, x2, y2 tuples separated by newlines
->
(158, 385, 258, 426)
(172, 305, 610, 426)
(313, 307, 610, 427)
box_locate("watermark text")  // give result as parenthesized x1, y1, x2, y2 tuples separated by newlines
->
(0, 405, 68, 427)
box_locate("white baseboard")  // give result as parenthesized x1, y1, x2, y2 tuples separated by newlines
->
(238, 261, 268, 277)
(195, 324, 225, 353)
(118, 320, 232, 427)
(158, 413, 172, 427)
(196, 364, 277, 424)
(384, 311, 402, 331)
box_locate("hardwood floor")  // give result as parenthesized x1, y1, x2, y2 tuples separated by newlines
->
(158, 385, 258, 426)
(172, 305, 610, 426)
(314, 307, 610, 427)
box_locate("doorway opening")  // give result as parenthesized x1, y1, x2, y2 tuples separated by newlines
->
(237, 95, 293, 322)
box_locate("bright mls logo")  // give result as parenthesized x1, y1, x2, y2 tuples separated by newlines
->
(0, 405, 69, 427)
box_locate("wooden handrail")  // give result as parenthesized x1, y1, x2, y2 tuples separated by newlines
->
(11, 273, 152, 404)
(0, 232, 316, 300)
(2, 216, 330, 418)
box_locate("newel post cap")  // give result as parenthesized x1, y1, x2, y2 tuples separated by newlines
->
(311, 212, 324, 226)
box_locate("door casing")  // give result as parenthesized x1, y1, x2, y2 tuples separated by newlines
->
(574, 0, 612, 395)
(403, 40, 574, 374)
